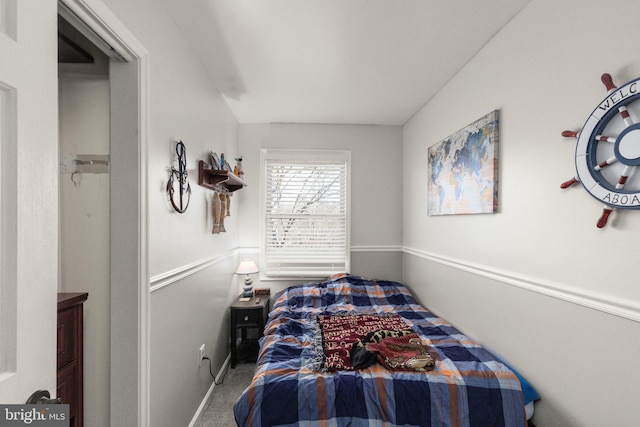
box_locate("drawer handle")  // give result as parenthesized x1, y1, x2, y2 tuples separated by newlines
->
(244, 315, 249, 322)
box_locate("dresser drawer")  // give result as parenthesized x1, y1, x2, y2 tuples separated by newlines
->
(56, 361, 78, 421)
(233, 308, 262, 326)
(57, 307, 78, 369)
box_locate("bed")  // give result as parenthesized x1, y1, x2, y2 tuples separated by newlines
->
(233, 274, 538, 427)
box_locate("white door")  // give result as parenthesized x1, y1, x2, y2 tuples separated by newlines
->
(0, 0, 59, 402)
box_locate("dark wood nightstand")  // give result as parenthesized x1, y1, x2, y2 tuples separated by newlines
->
(230, 295, 269, 368)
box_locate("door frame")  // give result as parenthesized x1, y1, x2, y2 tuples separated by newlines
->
(58, 1, 150, 426)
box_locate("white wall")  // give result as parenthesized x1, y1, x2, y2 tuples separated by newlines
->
(99, 1, 241, 426)
(403, 0, 640, 426)
(238, 123, 404, 294)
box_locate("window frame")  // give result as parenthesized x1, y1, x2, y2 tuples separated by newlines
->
(260, 148, 351, 280)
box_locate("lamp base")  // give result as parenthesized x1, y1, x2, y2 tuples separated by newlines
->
(242, 277, 253, 297)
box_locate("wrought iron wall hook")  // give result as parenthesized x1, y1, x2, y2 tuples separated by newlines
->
(167, 140, 191, 213)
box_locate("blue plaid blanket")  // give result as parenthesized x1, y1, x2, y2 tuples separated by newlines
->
(233, 274, 527, 427)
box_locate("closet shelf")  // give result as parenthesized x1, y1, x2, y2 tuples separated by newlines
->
(198, 160, 246, 192)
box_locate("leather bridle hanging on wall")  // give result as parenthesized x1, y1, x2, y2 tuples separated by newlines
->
(167, 140, 191, 213)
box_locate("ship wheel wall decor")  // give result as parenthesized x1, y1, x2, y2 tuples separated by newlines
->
(561, 73, 640, 228)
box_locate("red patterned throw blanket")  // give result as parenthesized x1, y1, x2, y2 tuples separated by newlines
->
(315, 314, 412, 371)
(366, 333, 435, 372)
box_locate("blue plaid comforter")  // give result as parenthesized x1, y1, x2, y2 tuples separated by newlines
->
(233, 274, 527, 427)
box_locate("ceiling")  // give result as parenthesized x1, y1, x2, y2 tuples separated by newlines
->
(164, 0, 530, 126)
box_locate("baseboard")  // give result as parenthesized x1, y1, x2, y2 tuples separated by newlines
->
(188, 353, 231, 427)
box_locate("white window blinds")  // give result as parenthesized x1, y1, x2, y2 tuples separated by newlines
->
(262, 150, 350, 278)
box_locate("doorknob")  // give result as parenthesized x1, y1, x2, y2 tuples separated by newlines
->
(25, 390, 62, 405)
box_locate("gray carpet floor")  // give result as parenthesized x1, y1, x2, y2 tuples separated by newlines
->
(194, 362, 255, 427)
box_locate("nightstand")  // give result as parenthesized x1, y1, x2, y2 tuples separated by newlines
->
(230, 295, 269, 368)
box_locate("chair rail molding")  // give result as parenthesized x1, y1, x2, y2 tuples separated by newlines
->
(150, 249, 238, 292)
(403, 246, 640, 323)
(351, 245, 403, 252)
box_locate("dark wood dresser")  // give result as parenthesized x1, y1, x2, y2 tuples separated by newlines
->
(57, 292, 88, 427)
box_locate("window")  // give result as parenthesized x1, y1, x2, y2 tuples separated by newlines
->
(261, 149, 350, 278)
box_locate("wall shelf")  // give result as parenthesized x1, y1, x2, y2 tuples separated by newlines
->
(198, 160, 246, 192)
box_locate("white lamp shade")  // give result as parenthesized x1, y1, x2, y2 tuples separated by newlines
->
(235, 259, 259, 275)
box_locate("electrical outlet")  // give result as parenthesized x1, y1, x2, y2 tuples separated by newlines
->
(199, 344, 205, 365)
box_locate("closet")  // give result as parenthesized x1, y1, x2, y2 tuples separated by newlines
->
(58, 12, 111, 427)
